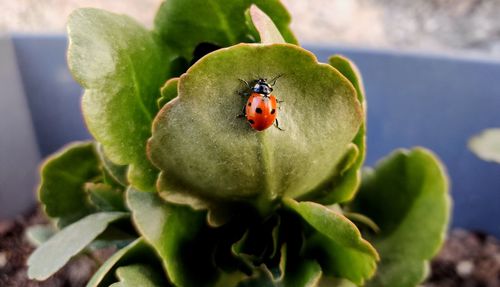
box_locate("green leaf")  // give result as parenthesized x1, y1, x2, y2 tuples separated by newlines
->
(237, 266, 275, 287)
(314, 56, 367, 204)
(114, 264, 169, 287)
(343, 212, 380, 234)
(249, 5, 285, 44)
(153, 0, 297, 60)
(329, 56, 366, 106)
(318, 277, 357, 287)
(39, 141, 99, 225)
(350, 148, 451, 287)
(148, 44, 362, 210)
(86, 182, 127, 212)
(283, 259, 322, 287)
(127, 188, 220, 286)
(28, 212, 128, 280)
(283, 198, 378, 285)
(275, 244, 287, 282)
(157, 78, 179, 109)
(469, 128, 500, 164)
(68, 8, 172, 191)
(25, 225, 55, 247)
(87, 238, 158, 287)
(96, 143, 128, 187)
(231, 215, 280, 264)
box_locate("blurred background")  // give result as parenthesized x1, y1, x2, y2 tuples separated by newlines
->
(2, 0, 500, 57)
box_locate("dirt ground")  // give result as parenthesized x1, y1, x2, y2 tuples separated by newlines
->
(1, 0, 500, 57)
(425, 229, 500, 287)
(0, 208, 97, 287)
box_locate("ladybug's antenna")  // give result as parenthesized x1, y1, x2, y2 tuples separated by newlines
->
(269, 74, 284, 86)
(238, 78, 251, 89)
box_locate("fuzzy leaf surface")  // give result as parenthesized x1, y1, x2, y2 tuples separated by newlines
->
(351, 148, 451, 287)
(148, 44, 362, 209)
(68, 8, 171, 191)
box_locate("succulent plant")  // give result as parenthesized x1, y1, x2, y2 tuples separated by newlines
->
(27, 1, 451, 286)
(469, 128, 500, 164)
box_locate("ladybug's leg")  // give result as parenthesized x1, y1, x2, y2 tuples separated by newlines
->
(238, 78, 251, 89)
(237, 91, 250, 97)
(274, 118, 284, 131)
(276, 99, 284, 110)
(236, 105, 246, 118)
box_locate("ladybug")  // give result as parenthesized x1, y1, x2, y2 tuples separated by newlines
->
(238, 76, 283, 131)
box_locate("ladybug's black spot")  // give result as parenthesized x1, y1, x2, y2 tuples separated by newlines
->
(248, 119, 255, 125)
(271, 109, 276, 114)
(248, 102, 251, 107)
(256, 108, 263, 114)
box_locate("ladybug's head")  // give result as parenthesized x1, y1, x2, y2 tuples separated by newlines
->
(252, 78, 273, 95)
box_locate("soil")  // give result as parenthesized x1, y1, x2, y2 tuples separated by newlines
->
(1, 208, 499, 287)
(0, 208, 97, 287)
(424, 229, 500, 287)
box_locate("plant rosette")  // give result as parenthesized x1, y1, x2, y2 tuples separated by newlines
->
(27, 2, 451, 287)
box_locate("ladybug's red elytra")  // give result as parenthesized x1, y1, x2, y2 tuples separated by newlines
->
(238, 76, 283, 131)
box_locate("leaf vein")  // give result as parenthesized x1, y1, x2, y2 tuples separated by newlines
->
(124, 53, 153, 122)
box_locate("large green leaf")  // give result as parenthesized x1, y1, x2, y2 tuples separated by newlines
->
(148, 43, 362, 211)
(28, 212, 128, 280)
(350, 148, 451, 287)
(127, 188, 221, 286)
(154, 0, 297, 60)
(469, 128, 500, 163)
(39, 141, 99, 225)
(283, 198, 378, 285)
(113, 264, 169, 287)
(312, 55, 367, 204)
(68, 8, 172, 191)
